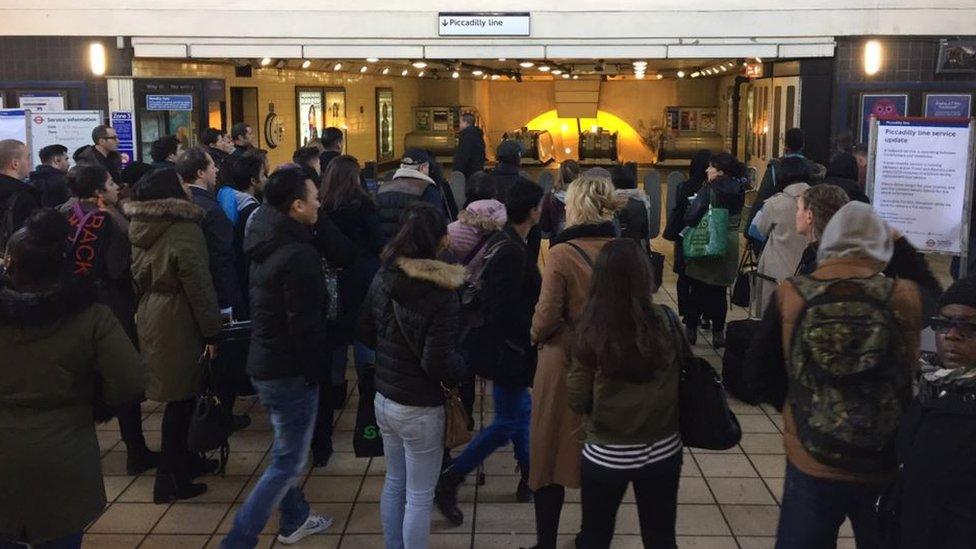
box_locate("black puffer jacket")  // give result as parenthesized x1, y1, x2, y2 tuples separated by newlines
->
(453, 125, 486, 179)
(28, 166, 69, 208)
(357, 257, 466, 406)
(189, 185, 246, 317)
(244, 205, 327, 382)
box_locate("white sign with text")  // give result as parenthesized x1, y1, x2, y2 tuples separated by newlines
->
(438, 12, 530, 36)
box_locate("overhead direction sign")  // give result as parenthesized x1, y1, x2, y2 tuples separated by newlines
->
(438, 12, 530, 36)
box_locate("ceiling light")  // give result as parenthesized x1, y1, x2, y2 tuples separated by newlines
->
(755, 57, 763, 63)
(677, 70, 685, 78)
(89, 42, 106, 76)
(260, 57, 272, 66)
(452, 70, 459, 79)
(472, 69, 484, 76)
(360, 65, 368, 73)
(333, 62, 342, 71)
(482, 74, 488, 80)
(538, 65, 550, 72)
(743, 61, 749, 67)
(498, 58, 507, 62)
(491, 74, 500, 80)
(656, 74, 664, 80)
(691, 71, 701, 78)
(572, 75, 579, 80)
(418, 70, 425, 77)
(864, 40, 883, 75)
(635, 74, 645, 80)
(519, 61, 534, 68)
(412, 61, 427, 69)
(633, 61, 648, 68)
(562, 73, 570, 79)
(382, 67, 390, 75)
(720, 65, 727, 71)
(564, 147, 572, 154)
(551, 69, 562, 75)
(366, 57, 379, 63)
(301, 59, 311, 69)
(401, 69, 409, 76)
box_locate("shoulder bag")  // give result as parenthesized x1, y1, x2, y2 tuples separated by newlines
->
(187, 353, 233, 474)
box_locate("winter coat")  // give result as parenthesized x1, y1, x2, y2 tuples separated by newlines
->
(75, 146, 122, 184)
(745, 153, 826, 235)
(189, 185, 246, 318)
(125, 198, 223, 402)
(357, 257, 466, 407)
(227, 190, 260, 319)
(753, 183, 810, 309)
(0, 173, 42, 244)
(452, 125, 486, 179)
(529, 221, 616, 490)
(684, 175, 749, 287)
(375, 168, 447, 242)
(663, 176, 706, 275)
(818, 176, 870, 204)
(895, 365, 976, 548)
(60, 199, 137, 342)
(325, 198, 384, 345)
(0, 277, 144, 545)
(244, 205, 328, 383)
(462, 224, 541, 387)
(539, 190, 567, 239)
(491, 163, 521, 204)
(28, 165, 69, 208)
(447, 199, 507, 278)
(615, 189, 651, 243)
(319, 150, 341, 174)
(742, 257, 920, 484)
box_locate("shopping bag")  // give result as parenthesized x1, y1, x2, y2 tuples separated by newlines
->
(683, 205, 729, 260)
(353, 367, 384, 457)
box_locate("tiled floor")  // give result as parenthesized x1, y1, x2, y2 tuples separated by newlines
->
(84, 248, 858, 549)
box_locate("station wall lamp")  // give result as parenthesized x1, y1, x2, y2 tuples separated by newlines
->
(89, 42, 106, 76)
(864, 40, 883, 75)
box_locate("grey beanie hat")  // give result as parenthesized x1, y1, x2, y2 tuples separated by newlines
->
(817, 201, 893, 265)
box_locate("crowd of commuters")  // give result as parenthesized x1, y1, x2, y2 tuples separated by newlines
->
(0, 117, 974, 549)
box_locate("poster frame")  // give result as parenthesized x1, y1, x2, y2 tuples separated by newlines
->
(923, 93, 973, 118)
(375, 88, 394, 162)
(324, 87, 347, 153)
(294, 86, 324, 148)
(859, 93, 909, 143)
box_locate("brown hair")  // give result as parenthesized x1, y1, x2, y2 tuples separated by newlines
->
(556, 160, 580, 191)
(319, 155, 370, 210)
(800, 184, 850, 241)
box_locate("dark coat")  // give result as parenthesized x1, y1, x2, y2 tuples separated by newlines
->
(818, 176, 870, 204)
(326, 199, 383, 345)
(0, 173, 42, 244)
(28, 165, 69, 208)
(453, 125, 486, 179)
(539, 191, 566, 238)
(375, 170, 446, 242)
(0, 277, 145, 545)
(663, 176, 705, 274)
(319, 150, 341, 174)
(189, 185, 246, 317)
(244, 205, 328, 383)
(616, 194, 651, 243)
(491, 163, 521, 204)
(75, 146, 122, 184)
(125, 198, 223, 402)
(463, 224, 541, 387)
(357, 257, 466, 407)
(684, 175, 749, 287)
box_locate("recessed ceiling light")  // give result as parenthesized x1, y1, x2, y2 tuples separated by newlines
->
(564, 147, 572, 154)
(333, 62, 342, 71)
(720, 65, 727, 72)
(401, 69, 409, 76)
(418, 70, 425, 77)
(656, 74, 664, 80)
(260, 57, 271, 66)
(635, 74, 645, 79)
(551, 69, 562, 75)
(452, 70, 460, 79)
(382, 67, 390, 75)
(498, 58, 507, 62)
(538, 65, 550, 72)
(360, 66, 368, 73)
(562, 73, 570, 79)
(677, 70, 686, 78)
(491, 74, 500, 80)
(301, 60, 311, 69)
(691, 71, 701, 78)
(572, 74, 579, 80)
(472, 69, 484, 76)
(412, 61, 427, 69)
(519, 61, 534, 68)
(482, 74, 488, 80)
(633, 60, 648, 68)
(367, 57, 379, 63)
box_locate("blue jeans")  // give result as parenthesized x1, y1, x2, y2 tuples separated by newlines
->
(451, 383, 530, 475)
(374, 392, 445, 549)
(222, 377, 318, 549)
(0, 532, 82, 549)
(331, 340, 376, 385)
(775, 462, 883, 549)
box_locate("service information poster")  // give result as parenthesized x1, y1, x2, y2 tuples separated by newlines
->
(925, 94, 972, 118)
(297, 90, 323, 146)
(872, 118, 973, 254)
(30, 111, 102, 168)
(860, 94, 908, 142)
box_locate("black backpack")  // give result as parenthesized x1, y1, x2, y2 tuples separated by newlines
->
(459, 236, 512, 343)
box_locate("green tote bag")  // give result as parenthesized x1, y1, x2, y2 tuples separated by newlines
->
(683, 204, 729, 260)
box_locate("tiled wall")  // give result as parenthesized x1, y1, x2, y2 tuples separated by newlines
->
(133, 60, 422, 168)
(0, 36, 132, 115)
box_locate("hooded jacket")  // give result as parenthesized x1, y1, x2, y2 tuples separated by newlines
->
(453, 125, 486, 179)
(244, 205, 327, 383)
(0, 276, 144, 545)
(0, 173, 42, 246)
(357, 257, 466, 406)
(126, 198, 223, 402)
(819, 153, 870, 204)
(663, 150, 710, 275)
(375, 167, 446, 242)
(447, 198, 507, 277)
(615, 188, 652, 243)
(189, 185, 246, 317)
(28, 165, 69, 208)
(753, 182, 811, 308)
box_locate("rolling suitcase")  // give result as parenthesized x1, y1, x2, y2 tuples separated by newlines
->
(721, 319, 759, 403)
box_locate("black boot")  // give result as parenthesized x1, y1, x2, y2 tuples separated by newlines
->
(312, 446, 334, 469)
(516, 462, 533, 503)
(685, 325, 698, 345)
(126, 446, 160, 476)
(712, 329, 726, 349)
(188, 454, 219, 479)
(434, 465, 465, 526)
(231, 414, 251, 432)
(333, 381, 349, 409)
(153, 473, 207, 503)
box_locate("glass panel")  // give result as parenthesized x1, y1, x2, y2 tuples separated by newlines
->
(773, 86, 783, 157)
(786, 85, 797, 129)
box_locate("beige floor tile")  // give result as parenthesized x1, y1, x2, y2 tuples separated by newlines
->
(228, 431, 273, 452)
(347, 502, 473, 534)
(721, 504, 780, 536)
(97, 431, 122, 452)
(681, 458, 702, 478)
(694, 454, 758, 478)
(100, 451, 134, 477)
(193, 476, 251, 504)
(737, 415, 780, 434)
(764, 477, 784, 503)
(103, 476, 135, 501)
(837, 538, 857, 548)
(474, 502, 537, 533)
(736, 537, 776, 549)
(728, 398, 766, 415)
(216, 502, 350, 535)
(309, 452, 370, 476)
(678, 477, 715, 504)
(117, 476, 155, 502)
(334, 412, 357, 431)
(97, 418, 121, 431)
(266, 533, 341, 548)
(88, 503, 169, 534)
(839, 518, 854, 537)
(739, 433, 785, 454)
(357, 475, 383, 502)
(153, 502, 230, 534)
(691, 445, 744, 455)
(458, 476, 525, 503)
(80, 534, 144, 548)
(303, 475, 363, 502)
(676, 505, 731, 536)
(204, 533, 275, 548)
(676, 537, 739, 549)
(140, 534, 209, 548)
(707, 478, 776, 505)
(366, 455, 386, 476)
(141, 413, 164, 431)
(476, 533, 537, 546)
(222, 452, 266, 476)
(482, 451, 523, 476)
(747, 455, 786, 479)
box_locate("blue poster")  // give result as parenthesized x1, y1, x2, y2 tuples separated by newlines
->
(860, 94, 908, 143)
(925, 94, 972, 118)
(145, 94, 193, 111)
(111, 111, 135, 167)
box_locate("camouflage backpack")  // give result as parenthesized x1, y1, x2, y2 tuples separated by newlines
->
(788, 275, 912, 473)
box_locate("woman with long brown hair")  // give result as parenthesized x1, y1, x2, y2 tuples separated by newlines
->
(568, 239, 683, 548)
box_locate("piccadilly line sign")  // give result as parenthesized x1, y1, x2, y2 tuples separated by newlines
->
(438, 12, 530, 36)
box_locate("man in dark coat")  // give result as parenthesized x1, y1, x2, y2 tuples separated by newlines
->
(75, 125, 123, 183)
(29, 144, 70, 208)
(150, 135, 181, 171)
(818, 152, 870, 204)
(375, 149, 450, 241)
(0, 139, 42, 249)
(200, 127, 231, 167)
(230, 123, 254, 159)
(492, 139, 524, 203)
(452, 113, 486, 179)
(319, 127, 344, 174)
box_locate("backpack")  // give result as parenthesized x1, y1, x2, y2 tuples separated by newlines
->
(788, 275, 912, 473)
(459, 236, 512, 342)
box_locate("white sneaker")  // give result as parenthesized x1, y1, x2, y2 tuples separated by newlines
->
(276, 513, 335, 545)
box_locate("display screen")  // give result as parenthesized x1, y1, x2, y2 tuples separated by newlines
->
(298, 89, 323, 146)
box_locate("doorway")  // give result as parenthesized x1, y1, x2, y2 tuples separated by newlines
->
(231, 87, 260, 148)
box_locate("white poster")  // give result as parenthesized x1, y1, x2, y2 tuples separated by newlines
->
(297, 89, 323, 147)
(0, 109, 28, 143)
(29, 111, 102, 168)
(19, 93, 65, 113)
(871, 118, 973, 254)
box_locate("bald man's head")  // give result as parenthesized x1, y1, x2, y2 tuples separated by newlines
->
(0, 140, 30, 180)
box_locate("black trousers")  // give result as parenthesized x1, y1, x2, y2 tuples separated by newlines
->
(685, 278, 727, 331)
(116, 401, 148, 453)
(579, 452, 682, 549)
(160, 398, 196, 480)
(533, 484, 566, 549)
(676, 273, 694, 319)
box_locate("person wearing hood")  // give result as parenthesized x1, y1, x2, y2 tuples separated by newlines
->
(492, 139, 525, 203)
(682, 152, 750, 347)
(124, 168, 223, 503)
(748, 156, 811, 313)
(357, 201, 466, 549)
(743, 201, 921, 549)
(612, 162, 651, 243)
(29, 144, 70, 208)
(75, 125, 123, 184)
(222, 167, 336, 547)
(375, 148, 450, 242)
(663, 149, 711, 322)
(220, 149, 268, 318)
(818, 152, 870, 204)
(448, 171, 507, 277)
(0, 139, 42, 251)
(893, 276, 976, 548)
(540, 160, 580, 239)
(0, 209, 145, 549)
(452, 112, 486, 179)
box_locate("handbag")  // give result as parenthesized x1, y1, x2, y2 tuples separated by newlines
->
(644, 241, 665, 293)
(391, 300, 472, 449)
(731, 244, 758, 307)
(663, 307, 742, 450)
(187, 353, 233, 474)
(683, 204, 729, 260)
(353, 366, 384, 457)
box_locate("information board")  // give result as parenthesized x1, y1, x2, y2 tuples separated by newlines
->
(146, 94, 193, 111)
(868, 117, 975, 259)
(925, 94, 972, 118)
(111, 111, 136, 167)
(438, 12, 530, 36)
(0, 109, 29, 144)
(19, 92, 65, 112)
(29, 111, 102, 168)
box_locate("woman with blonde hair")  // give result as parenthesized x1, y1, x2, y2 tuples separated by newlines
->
(528, 167, 619, 549)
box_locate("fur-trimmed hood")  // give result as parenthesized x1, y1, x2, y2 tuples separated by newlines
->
(457, 199, 507, 232)
(396, 258, 466, 290)
(124, 198, 205, 250)
(0, 275, 96, 334)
